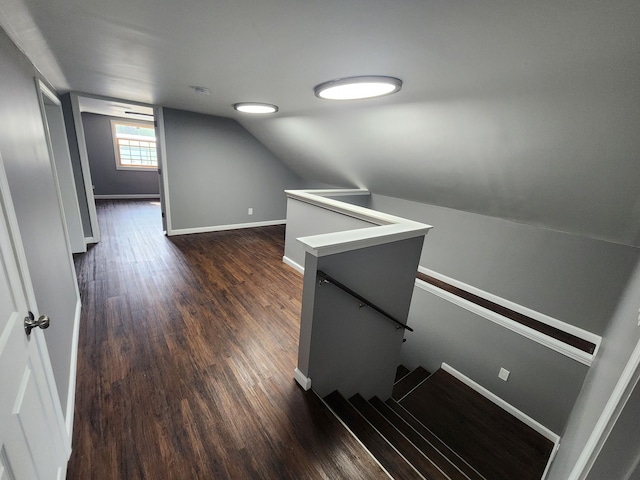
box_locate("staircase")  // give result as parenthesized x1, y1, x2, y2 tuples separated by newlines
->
(324, 367, 555, 480)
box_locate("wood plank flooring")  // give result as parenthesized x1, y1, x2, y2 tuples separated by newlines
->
(67, 200, 388, 480)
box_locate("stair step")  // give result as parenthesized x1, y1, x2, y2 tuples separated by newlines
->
(324, 391, 423, 479)
(399, 369, 554, 480)
(350, 394, 449, 480)
(392, 366, 431, 400)
(395, 364, 411, 382)
(381, 398, 487, 480)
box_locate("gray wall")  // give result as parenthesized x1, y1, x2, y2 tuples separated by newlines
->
(82, 112, 159, 196)
(370, 195, 639, 336)
(548, 259, 640, 479)
(284, 197, 376, 270)
(0, 27, 79, 420)
(586, 377, 640, 480)
(369, 194, 640, 433)
(304, 237, 424, 400)
(163, 108, 303, 231)
(60, 93, 92, 238)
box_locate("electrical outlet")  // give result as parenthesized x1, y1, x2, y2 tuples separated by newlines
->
(637, 308, 640, 326)
(499, 368, 510, 381)
(248, 207, 253, 215)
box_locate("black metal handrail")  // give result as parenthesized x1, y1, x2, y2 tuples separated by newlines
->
(316, 270, 414, 332)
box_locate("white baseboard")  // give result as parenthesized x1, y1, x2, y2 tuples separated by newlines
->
(441, 363, 560, 443)
(294, 368, 312, 391)
(282, 256, 304, 274)
(93, 194, 160, 199)
(65, 298, 82, 441)
(168, 219, 286, 236)
(84, 236, 98, 245)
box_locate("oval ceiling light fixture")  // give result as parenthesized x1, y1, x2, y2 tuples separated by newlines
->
(314, 75, 403, 100)
(234, 102, 279, 114)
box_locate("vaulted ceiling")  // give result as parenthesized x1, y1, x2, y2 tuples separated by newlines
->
(1, 0, 639, 246)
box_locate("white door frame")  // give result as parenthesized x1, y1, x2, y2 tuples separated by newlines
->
(35, 80, 85, 253)
(35, 79, 83, 438)
(69, 92, 100, 244)
(155, 106, 172, 234)
(69, 92, 166, 239)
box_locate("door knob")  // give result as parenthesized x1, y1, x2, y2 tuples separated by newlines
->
(24, 311, 50, 336)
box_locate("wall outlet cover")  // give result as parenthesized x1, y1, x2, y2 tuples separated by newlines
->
(499, 368, 510, 381)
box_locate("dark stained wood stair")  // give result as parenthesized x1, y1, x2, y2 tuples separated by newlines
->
(323, 391, 424, 479)
(324, 366, 555, 480)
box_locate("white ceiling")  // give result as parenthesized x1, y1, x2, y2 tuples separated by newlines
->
(1, 0, 639, 245)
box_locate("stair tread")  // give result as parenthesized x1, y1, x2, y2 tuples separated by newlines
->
(382, 398, 487, 480)
(392, 366, 431, 400)
(350, 394, 449, 480)
(324, 391, 423, 480)
(395, 365, 411, 383)
(399, 369, 554, 480)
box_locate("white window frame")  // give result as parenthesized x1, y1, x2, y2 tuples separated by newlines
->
(111, 119, 158, 171)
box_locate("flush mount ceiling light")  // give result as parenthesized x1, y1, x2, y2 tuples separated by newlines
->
(314, 75, 402, 100)
(233, 102, 279, 114)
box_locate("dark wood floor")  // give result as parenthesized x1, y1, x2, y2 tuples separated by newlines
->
(67, 200, 388, 479)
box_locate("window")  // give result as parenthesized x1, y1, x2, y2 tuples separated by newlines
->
(111, 120, 157, 170)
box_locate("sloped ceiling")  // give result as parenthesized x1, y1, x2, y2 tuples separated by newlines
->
(0, 0, 639, 245)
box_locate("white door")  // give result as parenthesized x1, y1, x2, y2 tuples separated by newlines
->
(0, 156, 68, 479)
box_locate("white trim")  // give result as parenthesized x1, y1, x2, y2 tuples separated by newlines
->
(35, 80, 82, 446)
(293, 368, 312, 391)
(84, 236, 98, 245)
(93, 194, 160, 200)
(416, 270, 598, 366)
(441, 363, 560, 479)
(169, 219, 286, 236)
(420, 267, 601, 352)
(155, 107, 172, 234)
(306, 189, 372, 198)
(35, 81, 86, 254)
(568, 338, 640, 480)
(282, 256, 304, 274)
(109, 118, 157, 171)
(0, 150, 71, 457)
(441, 363, 560, 443)
(64, 298, 82, 439)
(70, 93, 100, 243)
(286, 189, 431, 258)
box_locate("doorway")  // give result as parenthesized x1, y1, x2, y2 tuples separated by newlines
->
(67, 93, 168, 240)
